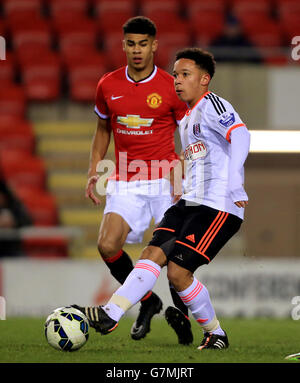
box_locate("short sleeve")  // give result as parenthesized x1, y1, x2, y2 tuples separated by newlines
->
(204, 94, 246, 142)
(94, 75, 110, 119)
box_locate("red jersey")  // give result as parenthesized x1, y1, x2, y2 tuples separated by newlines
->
(94, 65, 187, 181)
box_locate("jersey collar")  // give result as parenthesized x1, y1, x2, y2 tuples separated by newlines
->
(186, 91, 211, 116)
(125, 65, 157, 84)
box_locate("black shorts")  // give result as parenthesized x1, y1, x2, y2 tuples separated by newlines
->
(148, 199, 242, 273)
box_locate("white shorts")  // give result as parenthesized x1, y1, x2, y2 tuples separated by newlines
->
(103, 179, 173, 243)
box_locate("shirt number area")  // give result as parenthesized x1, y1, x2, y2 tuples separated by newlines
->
(184, 141, 207, 161)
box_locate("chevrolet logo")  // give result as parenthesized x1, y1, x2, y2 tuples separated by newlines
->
(117, 115, 154, 129)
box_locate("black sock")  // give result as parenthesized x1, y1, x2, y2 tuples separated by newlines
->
(169, 281, 189, 317)
(104, 250, 134, 284)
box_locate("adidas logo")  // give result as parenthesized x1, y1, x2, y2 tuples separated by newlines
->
(175, 254, 183, 261)
(185, 234, 195, 243)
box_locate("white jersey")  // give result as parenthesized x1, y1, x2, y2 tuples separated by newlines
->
(179, 91, 247, 220)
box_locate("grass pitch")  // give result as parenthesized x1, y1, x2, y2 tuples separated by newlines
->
(1, 316, 300, 364)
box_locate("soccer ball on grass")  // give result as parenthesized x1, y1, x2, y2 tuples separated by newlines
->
(44, 306, 89, 351)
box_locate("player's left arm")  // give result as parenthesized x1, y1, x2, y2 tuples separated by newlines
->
(228, 125, 250, 208)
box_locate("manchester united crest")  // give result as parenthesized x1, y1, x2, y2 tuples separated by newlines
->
(147, 93, 162, 109)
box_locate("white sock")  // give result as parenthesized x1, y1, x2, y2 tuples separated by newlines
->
(102, 259, 161, 322)
(177, 277, 225, 336)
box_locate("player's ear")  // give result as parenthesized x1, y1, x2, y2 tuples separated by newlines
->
(200, 73, 210, 86)
(122, 40, 126, 51)
(152, 39, 158, 53)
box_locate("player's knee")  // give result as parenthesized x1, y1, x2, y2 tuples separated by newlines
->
(97, 237, 120, 260)
(139, 245, 167, 267)
(167, 263, 193, 291)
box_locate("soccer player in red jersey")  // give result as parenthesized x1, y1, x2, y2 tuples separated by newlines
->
(83, 16, 192, 343)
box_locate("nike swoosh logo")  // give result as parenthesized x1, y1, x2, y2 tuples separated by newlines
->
(111, 95, 124, 100)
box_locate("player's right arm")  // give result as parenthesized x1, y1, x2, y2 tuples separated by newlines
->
(86, 117, 111, 205)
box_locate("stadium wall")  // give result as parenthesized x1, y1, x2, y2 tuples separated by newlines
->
(1, 257, 299, 319)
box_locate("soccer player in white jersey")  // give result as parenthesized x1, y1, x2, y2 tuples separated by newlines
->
(73, 48, 250, 350)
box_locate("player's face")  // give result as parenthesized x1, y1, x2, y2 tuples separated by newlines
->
(173, 58, 210, 108)
(123, 34, 157, 72)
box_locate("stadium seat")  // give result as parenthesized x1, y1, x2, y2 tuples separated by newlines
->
(139, 0, 181, 17)
(154, 18, 192, 69)
(2, 0, 42, 19)
(0, 84, 26, 119)
(277, 0, 300, 18)
(185, 0, 226, 14)
(66, 51, 109, 102)
(22, 235, 69, 257)
(18, 50, 62, 101)
(0, 119, 35, 153)
(244, 20, 283, 48)
(52, 15, 98, 57)
(279, 13, 300, 44)
(11, 19, 52, 53)
(14, 187, 59, 227)
(191, 11, 225, 46)
(0, 149, 47, 191)
(94, 0, 136, 16)
(97, 11, 135, 35)
(0, 19, 7, 40)
(0, 52, 16, 85)
(48, 0, 89, 19)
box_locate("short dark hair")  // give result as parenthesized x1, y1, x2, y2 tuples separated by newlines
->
(175, 48, 216, 79)
(123, 16, 157, 37)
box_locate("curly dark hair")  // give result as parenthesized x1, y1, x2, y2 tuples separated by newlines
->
(123, 16, 157, 37)
(175, 48, 216, 79)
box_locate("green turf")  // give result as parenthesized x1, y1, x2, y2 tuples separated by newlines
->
(0, 317, 299, 363)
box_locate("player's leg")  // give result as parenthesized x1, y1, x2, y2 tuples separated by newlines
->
(73, 245, 167, 334)
(150, 192, 192, 344)
(167, 261, 228, 350)
(149, 198, 194, 344)
(97, 212, 133, 284)
(167, 204, 243, 350)
(72, 201, 183, 335)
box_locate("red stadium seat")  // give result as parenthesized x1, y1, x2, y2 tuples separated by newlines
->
(97, 11, 135, 34)
(0, 84, 26, 119)
(19, 50, 61, 101)
(49, 0, 88, 19)
(0, 149, 46, 190)
(244, 20, 283, 48)
(191, 11, 225, 46)
(21, 51, 61, 101)
(185, 0, 226, 15)
(67, 51, 109, 102)
(11, 20, 52, 52)
(2, 0, 42, 19)
(277, 0, 300, 19)
(94, 0, 136, 16)
(94, 0, 135, 34)
(52, 15, 98, 57)
(14, 187, 59, 227)
(279, 14, 300, 44)
(0, 119, 35, 153)
(139, 0, 181, 17)
(22, 235, 69, 257)
(154, 17, 192, 69)
(0, 52, 16, 85)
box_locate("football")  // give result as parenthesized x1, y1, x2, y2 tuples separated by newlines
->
(44, 306, 89, 351)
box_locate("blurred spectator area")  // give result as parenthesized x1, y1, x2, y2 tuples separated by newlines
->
(0, 0, 299, 104)
(0, 0, 300, 260)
